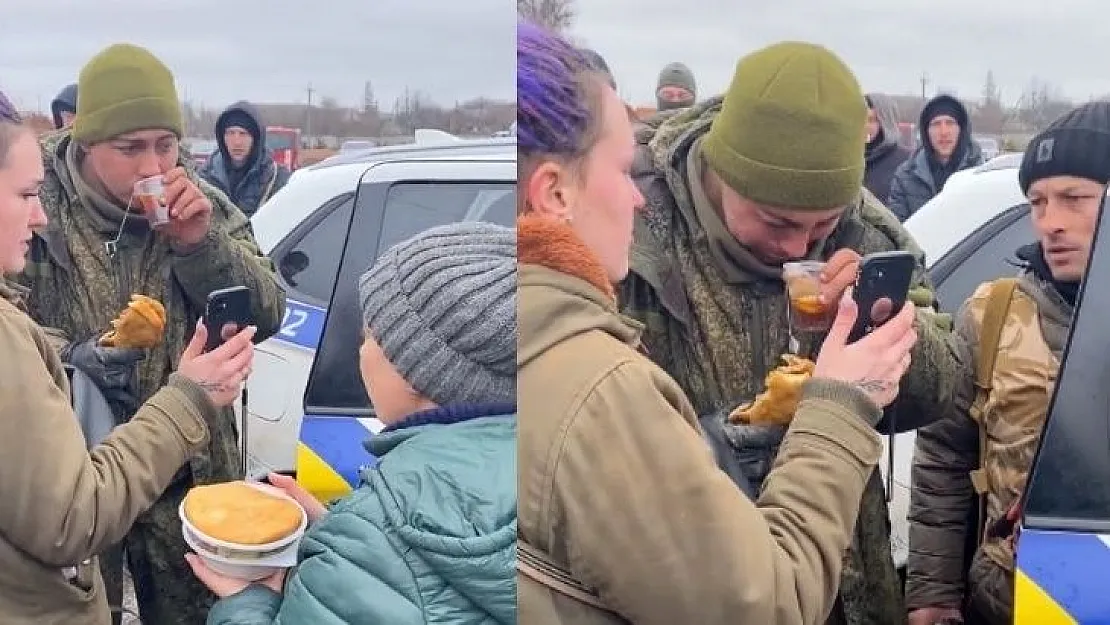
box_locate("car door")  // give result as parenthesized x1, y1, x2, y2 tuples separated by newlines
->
(295, 158, 516, 502)
(1014, 207, 1110, 622)
(245, 192, 356, 477)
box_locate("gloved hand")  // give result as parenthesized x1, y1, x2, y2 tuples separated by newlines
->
(61, 338, 145, 392)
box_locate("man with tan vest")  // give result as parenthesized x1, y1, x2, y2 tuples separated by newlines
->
(906, 100, 1110, 625)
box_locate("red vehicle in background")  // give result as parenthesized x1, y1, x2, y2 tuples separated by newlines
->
(266, 126, 301, 171)
(897, 122, 917, 149)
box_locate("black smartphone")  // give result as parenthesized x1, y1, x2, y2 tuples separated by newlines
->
(203, 286, 254, 352)
(848, 251, 916, 343)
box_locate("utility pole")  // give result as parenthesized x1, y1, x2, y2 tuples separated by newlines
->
(920, 72, 930, 100)
(305, 83, 315, 142)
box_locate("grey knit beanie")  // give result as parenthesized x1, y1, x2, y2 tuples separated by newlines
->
(357, 221, 517, 407)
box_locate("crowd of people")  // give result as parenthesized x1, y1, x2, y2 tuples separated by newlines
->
(0, 15, 1103, 625)
(0, 43, 516, 625)
(519, 20, 1103, 625)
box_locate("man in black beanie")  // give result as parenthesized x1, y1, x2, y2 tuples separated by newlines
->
(200, 100, 290, 215)
(888, 94, 984, 221)
(906, 100, 1110, 625)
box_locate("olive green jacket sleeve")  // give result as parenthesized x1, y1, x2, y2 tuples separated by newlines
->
(556, 361, 884, 625)
(0, 301, 217, 566)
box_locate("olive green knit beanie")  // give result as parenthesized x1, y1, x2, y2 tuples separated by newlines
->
(656, 62, 696, 110)
(72, 43, 184, 145)
(701, 42, 866, 210)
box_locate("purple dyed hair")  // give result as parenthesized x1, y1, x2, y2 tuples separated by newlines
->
(517, 20, 603, 161)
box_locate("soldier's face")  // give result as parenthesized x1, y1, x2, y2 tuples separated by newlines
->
(709, 169, 844, 265)
(84, 130, 179, 206)
(59, 110, 76, 129)
(0, 128, 47, 273)
(657, 86, 692, 105)
(1028, 175, 1104, 282)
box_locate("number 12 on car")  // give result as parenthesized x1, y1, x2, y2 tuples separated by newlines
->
(277, 300, 326, 350)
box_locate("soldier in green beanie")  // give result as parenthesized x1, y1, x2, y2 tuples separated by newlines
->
(12, 43, 286, 625)
(620, 41, 959, 625)
(655, 61, 696, 111)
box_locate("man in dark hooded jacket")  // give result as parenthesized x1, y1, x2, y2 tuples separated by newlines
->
(864, 93, 911, 202)
(51, 83, 78, 129)
(888, 94, 983, 221)
(200, 101, 290, 215)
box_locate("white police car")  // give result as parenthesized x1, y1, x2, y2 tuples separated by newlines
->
(245, 134, 515, 502)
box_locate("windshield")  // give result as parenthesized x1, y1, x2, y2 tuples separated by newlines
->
(267, 131, 293, 150)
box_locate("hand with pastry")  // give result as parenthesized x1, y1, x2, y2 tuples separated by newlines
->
(729, 355, 815, 425)
(99, 294, 167, 349)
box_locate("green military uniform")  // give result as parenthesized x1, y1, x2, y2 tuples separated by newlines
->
(15, 44, 286, 625)
(619, 45, 959, 625)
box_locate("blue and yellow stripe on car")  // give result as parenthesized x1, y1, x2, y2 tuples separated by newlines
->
(1015, 528, 1110, 624)
(296, 415, 382, 504)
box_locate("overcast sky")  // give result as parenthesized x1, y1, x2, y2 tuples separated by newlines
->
(0, 0, 514, 113)
(572, 0, 1110, 108)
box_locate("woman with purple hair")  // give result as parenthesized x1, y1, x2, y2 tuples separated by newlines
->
(517, 20, 919, 625)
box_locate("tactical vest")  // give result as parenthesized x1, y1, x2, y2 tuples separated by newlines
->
(967, 282, 1058, 571)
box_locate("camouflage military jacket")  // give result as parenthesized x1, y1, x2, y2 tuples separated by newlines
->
(14, 130, 287, 485)
(618, 99, 960, 625)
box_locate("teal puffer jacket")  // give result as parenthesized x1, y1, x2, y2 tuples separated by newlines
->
(206, 409, 517, 625)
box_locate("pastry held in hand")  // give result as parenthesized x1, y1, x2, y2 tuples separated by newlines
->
(99, 294, 166, 349)
(729, 354, 815, 425)
(184, 481, 304, 546)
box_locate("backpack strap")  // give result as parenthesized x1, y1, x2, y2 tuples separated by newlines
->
(967, 277, 1018, 547)
(517, 538, 617, 614)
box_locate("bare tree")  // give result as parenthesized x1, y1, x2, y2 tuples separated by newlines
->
(975, 70, 1007, 134)
(517, 0, 575, 32)
(1015, 78, 1072, 132)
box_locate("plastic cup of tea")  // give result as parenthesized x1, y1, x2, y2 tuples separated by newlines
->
(134, 176, 170, 227)
(783, 261, 834, 332)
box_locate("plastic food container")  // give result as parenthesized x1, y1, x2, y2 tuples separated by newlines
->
(179, 482, 307, 581)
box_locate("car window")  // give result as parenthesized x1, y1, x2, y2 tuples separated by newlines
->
(305, 180, 516, 413)
(377, 182, 516, 252)
(931, 205, 1034, 314)
(1024, 205, 1110, 531)
(273, 194, 355, 308)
